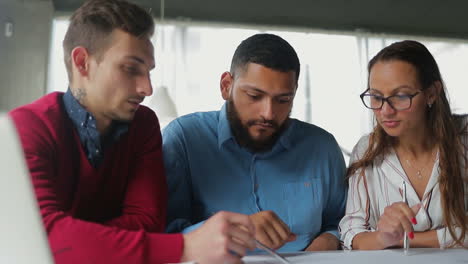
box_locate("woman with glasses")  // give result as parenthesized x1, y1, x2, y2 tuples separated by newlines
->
(339, 40, 467, 250)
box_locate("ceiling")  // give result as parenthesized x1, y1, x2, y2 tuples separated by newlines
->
(52, 0, 468, 40)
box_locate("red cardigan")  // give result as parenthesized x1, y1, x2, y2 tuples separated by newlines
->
(9, 92, 183, 264)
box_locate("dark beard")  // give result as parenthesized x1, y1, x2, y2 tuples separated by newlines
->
(226, 99, 289, 153)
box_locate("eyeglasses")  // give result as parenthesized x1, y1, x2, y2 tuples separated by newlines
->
(360, 89, 421, 110)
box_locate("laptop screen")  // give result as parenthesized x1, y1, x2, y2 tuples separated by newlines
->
(0, 114, 53, 264)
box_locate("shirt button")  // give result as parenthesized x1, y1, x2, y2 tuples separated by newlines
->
(95, 149, 100, 154)
(254, 184, 259, 189)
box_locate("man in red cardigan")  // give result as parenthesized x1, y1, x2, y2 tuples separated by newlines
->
(9, 0, 255, 263)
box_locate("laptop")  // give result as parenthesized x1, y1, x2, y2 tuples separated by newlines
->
(0, 114, 54, 264)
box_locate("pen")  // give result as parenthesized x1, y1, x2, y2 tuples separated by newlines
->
(402, 181, 409, 255)
(255, 240, 291, 264)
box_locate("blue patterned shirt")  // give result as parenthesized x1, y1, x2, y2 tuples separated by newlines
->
(62, 89, 128, 167)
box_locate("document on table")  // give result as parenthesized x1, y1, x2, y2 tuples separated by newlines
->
(242, 248, 468, 264)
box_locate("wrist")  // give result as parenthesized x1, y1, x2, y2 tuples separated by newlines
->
(180, 233, 192, 262)
(374, 231, 393, 249)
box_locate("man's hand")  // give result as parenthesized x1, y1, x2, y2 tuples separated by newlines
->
(249, 210, 296, 250)
(181, 211, 256, 264)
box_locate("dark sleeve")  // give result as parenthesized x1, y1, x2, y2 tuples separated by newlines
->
(162, 119, 195, 233)
(320, 134, 347, 238)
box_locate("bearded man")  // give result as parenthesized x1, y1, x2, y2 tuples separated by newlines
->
(163, 33, 347, 252)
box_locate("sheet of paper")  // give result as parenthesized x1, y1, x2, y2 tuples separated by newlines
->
(243, 249, 468, 264)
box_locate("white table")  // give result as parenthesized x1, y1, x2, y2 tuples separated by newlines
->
(242, 248, 468, 264)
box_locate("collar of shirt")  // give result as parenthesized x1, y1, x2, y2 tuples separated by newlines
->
(383, 146, 440, 203)
(62, 89, 129, 166)
(217, 103, 292, 153)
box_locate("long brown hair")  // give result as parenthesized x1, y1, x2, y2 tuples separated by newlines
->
(348, 40, 468, 247)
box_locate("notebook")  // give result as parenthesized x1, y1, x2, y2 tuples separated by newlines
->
(0, 114, 54, 264)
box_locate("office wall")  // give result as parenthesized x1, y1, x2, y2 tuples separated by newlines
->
(0, 0, 53, 111)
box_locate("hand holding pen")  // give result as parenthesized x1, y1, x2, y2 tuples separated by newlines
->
(248, 210, 296, 250)
(375, 182, 421, 249)
(181, 211, 256, 264)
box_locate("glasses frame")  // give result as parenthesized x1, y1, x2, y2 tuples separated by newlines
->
(359, 89, 421, 110)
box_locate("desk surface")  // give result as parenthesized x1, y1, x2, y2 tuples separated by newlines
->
(243, 248, 468, 264)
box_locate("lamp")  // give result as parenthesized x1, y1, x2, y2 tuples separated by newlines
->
(151, 85, 177, 129)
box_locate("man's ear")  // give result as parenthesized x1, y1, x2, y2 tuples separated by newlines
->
(71, 46, 90, 78)
(426, 80, 442, 106)
(220, 71, 234, 100)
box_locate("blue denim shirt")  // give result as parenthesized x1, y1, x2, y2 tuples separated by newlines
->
(163, 104, 347, 252)
(62, 89, 128, 167)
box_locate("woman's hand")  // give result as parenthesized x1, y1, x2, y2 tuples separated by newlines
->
(376, 202, 421, 248)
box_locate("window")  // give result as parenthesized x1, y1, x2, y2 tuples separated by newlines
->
(48, 19, 468, 164)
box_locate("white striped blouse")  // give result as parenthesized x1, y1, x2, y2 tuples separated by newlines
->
(339, 115, 468, 249)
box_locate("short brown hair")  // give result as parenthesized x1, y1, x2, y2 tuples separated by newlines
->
(63, 0, 154, 81)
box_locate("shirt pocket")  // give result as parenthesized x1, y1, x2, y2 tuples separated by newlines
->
(283, 178, 323, 236)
